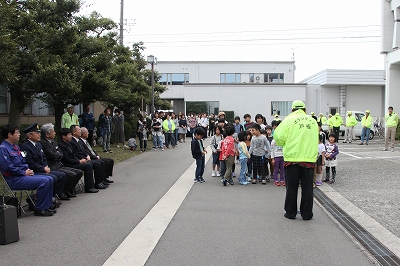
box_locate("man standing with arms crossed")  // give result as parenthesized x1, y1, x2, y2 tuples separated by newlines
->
(383, 106, 399, 152)
(274, 100, 318, 220)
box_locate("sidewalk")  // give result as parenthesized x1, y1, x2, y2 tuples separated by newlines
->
(1, 138, 397, 265)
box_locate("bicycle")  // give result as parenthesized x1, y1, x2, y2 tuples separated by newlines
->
(374, 120, 385, 138)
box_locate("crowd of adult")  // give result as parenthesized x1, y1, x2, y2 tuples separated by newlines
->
(0, 120, 115, 217)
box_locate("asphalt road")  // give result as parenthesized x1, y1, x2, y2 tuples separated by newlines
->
(2, 137, 397, 265)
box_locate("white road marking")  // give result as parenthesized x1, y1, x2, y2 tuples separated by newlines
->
(103, 147, 212, 266)
(340, 151, 362, 159)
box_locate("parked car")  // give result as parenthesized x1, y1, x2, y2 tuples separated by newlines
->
(321, 111, 374, 140)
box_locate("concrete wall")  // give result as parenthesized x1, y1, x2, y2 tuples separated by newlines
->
(346, 85, 384, 116)
(155, 61, 296, 84)
(184, 84, 306, 122)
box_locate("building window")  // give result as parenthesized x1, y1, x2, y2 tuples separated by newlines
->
(220, 73, 241, 83)
(0, 85, 7, 113)
(249, 73, 254, 83)
(264, 73, 284, 83)
(159, 73, 189, 85)
(271, 101, 292, 116)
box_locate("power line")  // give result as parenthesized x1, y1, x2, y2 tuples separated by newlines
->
(125, 25, 380, 37)
(140, 35, 379, 44)
(129, 39, 379, 47)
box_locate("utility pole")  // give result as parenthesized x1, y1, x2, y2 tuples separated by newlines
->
(119, 0, 124, 45)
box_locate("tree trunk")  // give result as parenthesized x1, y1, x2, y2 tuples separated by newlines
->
(8, 86, 24, 125)
(54, 103, 65, 134)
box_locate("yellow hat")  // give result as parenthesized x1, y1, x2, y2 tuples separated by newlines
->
(335, 113, 340, 116)
(365, 110, 370, 113)
(328, 114, 332, 117)
(319, 113, 323, 116)
(310, 112, 315, 115)
(291, 100, 306, 109)
(275, 114, 279, 118)
(347, 111, 352, 115)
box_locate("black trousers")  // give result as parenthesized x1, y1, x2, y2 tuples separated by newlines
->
(69, 163, 94, 189)
(101, 158, 114, 178)
(89, 159, 105, 185)
(284, 164, 314, 220)
(47, 170, 67, 197)
(333, 127, 340, 143)
(88, 130, 94, 146)
(52, 166, 83, 193)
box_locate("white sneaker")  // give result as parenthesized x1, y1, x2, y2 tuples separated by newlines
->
(124, 145, 129, 149)
(211, 171, 216, 177)
(116, 145, 120, 148)
(216, 172, 221, 177)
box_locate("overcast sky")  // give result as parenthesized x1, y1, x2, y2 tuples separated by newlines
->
(81, 0, 382, 82)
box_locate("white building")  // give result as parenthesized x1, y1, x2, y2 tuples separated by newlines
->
(155, 61, 385, 121)
(381, 0, 400, 112)
(301, 69, 385, 118)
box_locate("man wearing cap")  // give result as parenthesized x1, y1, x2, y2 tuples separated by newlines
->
(20, 123, 69, 201)
(273, 115, 281, 122)
(343, 111, 357, 143)
(383, 106, 399, 151)
(0, 124, 55, 216)
(327, 114, 333, 133)
(274, 100, 318, 220)
(61, 104, 79, 129)
(310, 112, 317, 121)
(359, 110, 373, 145)
(317, 113, 327, 125)
(332, 113, 343, 143)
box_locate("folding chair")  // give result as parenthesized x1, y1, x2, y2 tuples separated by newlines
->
(75, 177, 84, 194)
(1, 173, 36, 216)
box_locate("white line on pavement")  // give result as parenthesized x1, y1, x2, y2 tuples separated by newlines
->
(340, 151, 363, 159)
(103, 147, 212, 266)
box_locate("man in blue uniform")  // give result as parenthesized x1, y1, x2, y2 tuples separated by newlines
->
(20, 123, 69, 201)
(0, 124, 55, 216)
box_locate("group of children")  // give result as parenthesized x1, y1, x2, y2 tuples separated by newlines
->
(191, 113, 340, 186)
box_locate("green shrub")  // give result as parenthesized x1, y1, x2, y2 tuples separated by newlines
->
(224, 111, 234, 123)
(124, 122, 132, 140)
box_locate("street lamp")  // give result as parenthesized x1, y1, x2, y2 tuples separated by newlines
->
(147, 55, 157, 116)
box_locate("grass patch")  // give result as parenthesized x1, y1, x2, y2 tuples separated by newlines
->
(92, 141, 154, 164)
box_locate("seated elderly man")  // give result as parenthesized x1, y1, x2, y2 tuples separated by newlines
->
(69, 125, 108, 189)
(0, 124, 55, 216)
(20, 123, 69, 203)
(40, 123, 83, 198)
(80, 127, 114, 184)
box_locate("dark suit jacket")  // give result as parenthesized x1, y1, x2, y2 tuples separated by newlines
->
(40, 138, 63, 170)
(19, 140, 48, 173)
(69, 137, 89, 160)
(58, 140, 81, 167)
(80, 138, 98, 160)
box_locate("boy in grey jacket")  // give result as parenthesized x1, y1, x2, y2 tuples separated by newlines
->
(249, 124, 270, 184)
